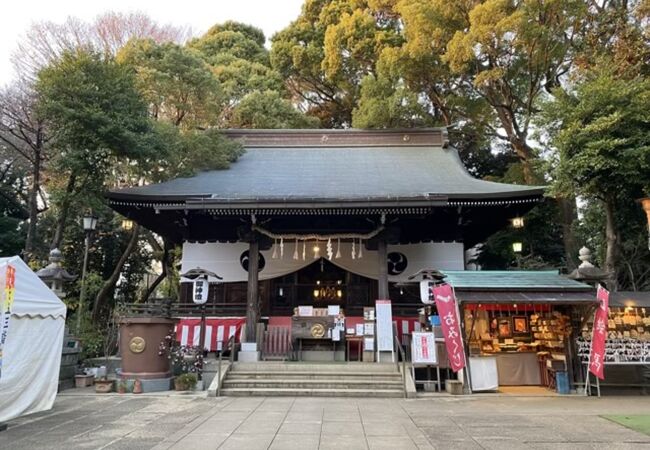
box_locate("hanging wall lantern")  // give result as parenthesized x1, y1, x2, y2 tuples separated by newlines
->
(512, 242, 523, 253)
(121, 218, 134, 231)
(511, 217, 525, 229)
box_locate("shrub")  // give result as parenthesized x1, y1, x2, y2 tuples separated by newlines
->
(175, 373, 197, 390)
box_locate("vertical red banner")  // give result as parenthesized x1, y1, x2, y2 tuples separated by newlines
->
(588, 285, 610, 380)
(433, 283, 466, 373)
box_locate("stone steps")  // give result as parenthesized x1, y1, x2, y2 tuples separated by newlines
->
(228, 372, 401, 381)
(220, 387, 405, 397)
(224, 379, 403, 390)
(220, 362, 405, 397)
(232, 362, 397, 372)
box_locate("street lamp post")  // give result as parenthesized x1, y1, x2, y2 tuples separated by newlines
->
(77, 213, 98, 333)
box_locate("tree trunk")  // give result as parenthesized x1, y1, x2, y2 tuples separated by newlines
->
(557, 196, 578, 271)
(92, 224, 140, 322)
(140, 238, 171, 302)
(510, 138, 536, 185)
(50, 174, 77, 250)
(509, 133, 579, 273)
(23, 148, 41, 259)
(604, 196, 619, 291)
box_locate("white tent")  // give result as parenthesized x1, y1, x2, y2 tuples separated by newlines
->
(0, 256, 67, 423)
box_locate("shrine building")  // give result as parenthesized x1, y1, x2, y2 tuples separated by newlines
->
(109, 128, 599, 395)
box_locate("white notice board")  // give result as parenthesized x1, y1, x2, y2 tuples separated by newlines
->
(411, 332, 438, 365)
(375, 300, 394, 352)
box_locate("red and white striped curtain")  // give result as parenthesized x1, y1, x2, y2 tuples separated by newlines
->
(174, 317, 245, 351)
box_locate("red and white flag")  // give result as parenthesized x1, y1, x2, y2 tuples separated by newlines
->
(588, 285, 610, 380)
(433, 283, 466, 373)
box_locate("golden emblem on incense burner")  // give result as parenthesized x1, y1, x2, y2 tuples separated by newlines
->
(310, 323, 326, 338)
(129, 336, 146, 354)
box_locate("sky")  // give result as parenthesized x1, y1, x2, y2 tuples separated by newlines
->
(0, 0, 305, 86)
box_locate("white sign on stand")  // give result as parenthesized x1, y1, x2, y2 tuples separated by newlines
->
(411, 332, 437, 365)
(375, 300, 394, 353)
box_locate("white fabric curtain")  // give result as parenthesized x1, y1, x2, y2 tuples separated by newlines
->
(181, 241, 464, 283)
(0, 317, 65, 422)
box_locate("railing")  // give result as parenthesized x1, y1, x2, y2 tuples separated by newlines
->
(120, 300, 247, 318)
(394, 334, 408, 398)
(216, 334, 237, 397)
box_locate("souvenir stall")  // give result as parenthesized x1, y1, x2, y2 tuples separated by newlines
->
(464, 304, 571, 388)
(441, 270, 596, 392)
(576, 291, 650, 392)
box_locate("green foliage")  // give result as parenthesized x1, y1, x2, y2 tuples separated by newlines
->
(140, 124, 244, 182)
(175, 373, 197, 390)
(230, 91, 320, 129)
(352, 75, 434, 128)
(541, 71, 650, 201)
(75, 304, 106, 360)
(37, 50, 154, 165)
(477, 200, 566, 270)
(117, 39, 222, 128)
(0, 164, 27, 256)
(189, 21, 269, 64)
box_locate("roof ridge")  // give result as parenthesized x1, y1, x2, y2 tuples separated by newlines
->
(224, 128, 449, 148)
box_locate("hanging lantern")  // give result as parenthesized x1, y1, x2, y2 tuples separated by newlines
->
(121, 218, 134, 230)
(511, 217, 525, 229)
(512, 242, 523, 253)
(640, 198, 650, 250)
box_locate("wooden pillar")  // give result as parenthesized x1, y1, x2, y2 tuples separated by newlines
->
(245, 239, 259, 343)
(377, 239, 389, 299)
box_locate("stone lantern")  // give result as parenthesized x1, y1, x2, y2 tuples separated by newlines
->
(36, 248, 79, 390)
(567, 247, 610, 286)
(36, 248, 77, 298)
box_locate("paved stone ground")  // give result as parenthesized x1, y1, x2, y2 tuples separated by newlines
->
(2, 393, 650, 449)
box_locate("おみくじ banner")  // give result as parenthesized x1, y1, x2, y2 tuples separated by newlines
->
(433, 283, 466, 373)
(588, 285, 610, 380)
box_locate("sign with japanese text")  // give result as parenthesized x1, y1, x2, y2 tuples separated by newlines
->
(375, 300, 394, 352)
(433, 283, 466, 373)
(411, 332, 437, 365)
(588, 285, 610, 380)
(0, 264, 16, 379)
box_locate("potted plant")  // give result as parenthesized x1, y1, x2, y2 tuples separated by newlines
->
(116, 380, 127, 394)
(75, 372, 95, 388)
(174, 373, 198, 391)
(159, 332, 205, 391)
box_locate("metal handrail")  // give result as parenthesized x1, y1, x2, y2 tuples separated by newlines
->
(216, 334, 237, 397)
(394, 335, 408, 398)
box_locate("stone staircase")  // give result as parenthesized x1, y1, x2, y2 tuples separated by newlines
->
(220, 362, 405, 397)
